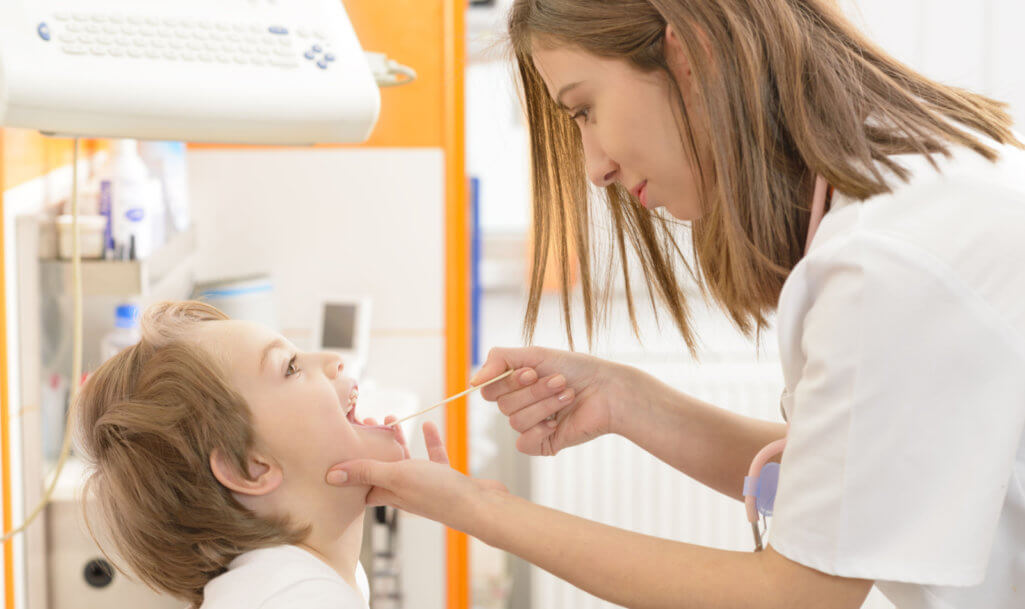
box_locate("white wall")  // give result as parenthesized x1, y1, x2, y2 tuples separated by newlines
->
(187, 147, 448, 609)
(842, 0, 1025, 126)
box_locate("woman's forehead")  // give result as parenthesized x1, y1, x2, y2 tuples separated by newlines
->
(533, 45, 604, 95)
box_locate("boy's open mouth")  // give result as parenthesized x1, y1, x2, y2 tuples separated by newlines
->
(344, 386, 360, 423)
(342, 385, 395, 432)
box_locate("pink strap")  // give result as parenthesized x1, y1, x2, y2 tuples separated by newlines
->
(744, 175, 830, 525)
(744, 438, 787, 523)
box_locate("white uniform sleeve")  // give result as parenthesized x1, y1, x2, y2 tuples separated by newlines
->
(258, 578, 366, 609)
(770, 233, 1025, 586)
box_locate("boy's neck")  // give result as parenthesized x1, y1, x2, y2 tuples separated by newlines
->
(298, 511, 367, 596)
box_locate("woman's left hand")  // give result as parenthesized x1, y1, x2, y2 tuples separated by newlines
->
(326, 421, 507, 533)
(362, 415, 412, 459)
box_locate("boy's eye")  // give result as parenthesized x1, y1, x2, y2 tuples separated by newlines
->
(285, 355, 299, 377)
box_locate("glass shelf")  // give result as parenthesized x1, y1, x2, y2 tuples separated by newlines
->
(39, 228, 196, 298)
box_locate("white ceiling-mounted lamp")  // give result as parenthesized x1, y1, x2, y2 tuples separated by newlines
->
(0, 0, 418, 552)
(0, 0, 416, 145)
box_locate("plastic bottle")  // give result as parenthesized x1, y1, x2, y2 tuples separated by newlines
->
(139, 141, 190, 236)
(100, 304, 141, 362)
(94, 139, 162, 259)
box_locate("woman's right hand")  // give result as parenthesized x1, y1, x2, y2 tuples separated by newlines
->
(470, 346, 636, 456)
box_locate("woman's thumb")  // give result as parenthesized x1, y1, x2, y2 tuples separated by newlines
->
(470, 346, 534, 385)
(326, 460, 390, 487)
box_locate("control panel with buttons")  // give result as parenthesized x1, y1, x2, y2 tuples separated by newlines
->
(38, 12, 341, 70)
(0, 0, 381, 144)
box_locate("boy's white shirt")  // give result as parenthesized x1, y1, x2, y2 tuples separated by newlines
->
(200, 545, 371, 609)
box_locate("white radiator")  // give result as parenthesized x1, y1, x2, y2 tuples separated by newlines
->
(528, 360, 895, 609)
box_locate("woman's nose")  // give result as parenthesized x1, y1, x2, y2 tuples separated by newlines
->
(582, 133, 618, 187)
(589, 163, 618, 188)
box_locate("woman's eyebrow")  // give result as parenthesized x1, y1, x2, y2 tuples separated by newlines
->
(259, 338, 288, 373)
(556, 81, 583, 109)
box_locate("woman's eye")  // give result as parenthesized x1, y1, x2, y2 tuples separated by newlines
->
(285, 355, 300, 377)
(570, 107, 590, 124)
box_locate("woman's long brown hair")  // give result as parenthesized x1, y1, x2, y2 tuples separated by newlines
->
(509, 0, 1021, 353)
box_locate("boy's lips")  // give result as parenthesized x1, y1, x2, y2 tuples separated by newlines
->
(343, 385, 395, 432)
(344, 385, 361, 423)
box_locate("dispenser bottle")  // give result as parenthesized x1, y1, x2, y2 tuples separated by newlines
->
(100, 304, 142, 362)
(95, 139, 162, 259)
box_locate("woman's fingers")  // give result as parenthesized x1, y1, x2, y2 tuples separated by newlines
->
(423, 422, 449, 465)
(470, 347, 530, 386)
(385, 415, 412, 460)
(472, 347, 548, 396)
(496, 373, 569, 417)
(479, 366, 537, 401)
(516, 422, 563, 457)
(506, 386, 574, 433)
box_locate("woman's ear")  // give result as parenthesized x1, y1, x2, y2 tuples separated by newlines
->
(664, 24, 693, 81)
(210, 448, 283, 496)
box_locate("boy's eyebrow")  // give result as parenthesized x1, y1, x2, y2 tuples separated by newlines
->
(259, 338, 288, 373)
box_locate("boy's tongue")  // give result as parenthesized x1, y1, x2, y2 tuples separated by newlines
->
(346, 395, 395, 431)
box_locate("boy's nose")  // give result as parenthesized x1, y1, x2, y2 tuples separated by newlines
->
(324, 354, 344, 378)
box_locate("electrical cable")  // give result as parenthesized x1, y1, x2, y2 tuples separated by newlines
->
(366, 52, 417, 88)
(1, 138, 83, 544)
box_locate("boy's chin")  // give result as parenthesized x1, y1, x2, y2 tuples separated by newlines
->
(377, 438, 407, 463)
(358, 430, 406, 463)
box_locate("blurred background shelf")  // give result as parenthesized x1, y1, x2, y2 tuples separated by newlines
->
(39, 228, 196, 299)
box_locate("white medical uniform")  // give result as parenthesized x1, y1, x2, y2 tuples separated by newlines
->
(770, 136, 1025, 609)
(200, 545, 371, 609)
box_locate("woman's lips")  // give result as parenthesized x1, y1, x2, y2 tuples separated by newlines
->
(631, 180, 649, 208)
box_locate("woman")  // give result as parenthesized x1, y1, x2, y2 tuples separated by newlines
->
(327, 1, 1025, 607)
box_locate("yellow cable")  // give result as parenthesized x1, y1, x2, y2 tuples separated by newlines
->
(0, 137, 82, 544)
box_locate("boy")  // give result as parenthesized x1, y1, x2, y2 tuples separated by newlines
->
(76, 300, 433, 608)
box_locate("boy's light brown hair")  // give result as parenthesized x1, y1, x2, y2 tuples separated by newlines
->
(74, 301, 309, 607)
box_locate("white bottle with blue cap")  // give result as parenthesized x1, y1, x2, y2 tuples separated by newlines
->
(100, 304, 142, 362)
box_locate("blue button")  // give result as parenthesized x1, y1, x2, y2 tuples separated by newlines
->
(324, 53, 335, 62)
(37, 22, 51, 41)
(268, 25, 288, 35)
(312, 44, 321, 53)
(304, 50, 316, 60)
(316, 59, 328, 70)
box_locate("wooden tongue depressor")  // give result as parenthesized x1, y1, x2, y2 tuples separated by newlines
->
(389, 369, 515, 426)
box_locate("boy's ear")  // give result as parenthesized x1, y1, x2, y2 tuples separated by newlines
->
(210, 448, 283, 496)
